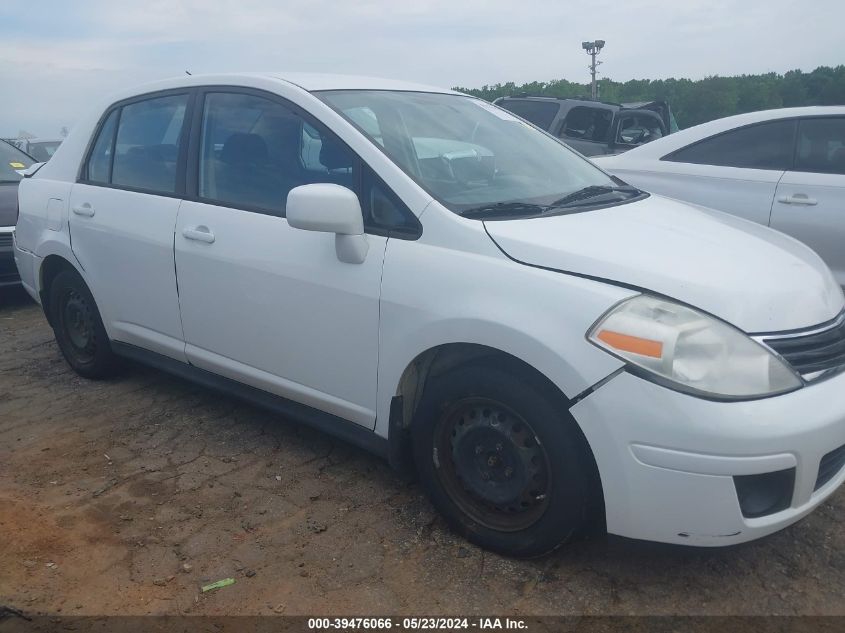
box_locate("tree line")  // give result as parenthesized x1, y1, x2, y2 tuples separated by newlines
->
(454, 66, 845, 129)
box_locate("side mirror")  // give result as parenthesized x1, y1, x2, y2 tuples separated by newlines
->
(286, 183, 368, 264)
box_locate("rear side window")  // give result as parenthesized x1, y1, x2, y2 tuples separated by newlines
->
(86, 110, 118, 183)
(497, 100, 559, 130)
(795, 117, 845, 175)
(111, 94, 189, 193)
(197, 92, 354, 215)
(664, 120, 796, 170)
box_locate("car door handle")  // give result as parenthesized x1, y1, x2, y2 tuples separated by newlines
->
(182, 225, 215, 243)
(71, 203, 95, 217)
(777, 194, 818, 206)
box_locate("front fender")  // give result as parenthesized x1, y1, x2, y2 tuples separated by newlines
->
(375, 237, 636, 438)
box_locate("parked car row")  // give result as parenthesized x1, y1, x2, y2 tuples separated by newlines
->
(1, 140, 35, 289)
(12, 73, 845, 557)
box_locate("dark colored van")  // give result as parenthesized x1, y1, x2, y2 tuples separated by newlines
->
(494, 96, 678, 156)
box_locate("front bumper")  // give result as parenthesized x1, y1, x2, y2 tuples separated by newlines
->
(571, 369, 845, 546)
(0, 228, 20, 288)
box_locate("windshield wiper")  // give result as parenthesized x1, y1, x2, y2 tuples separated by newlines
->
(549, 185, 641, 208)
(460, 202, 548, 219)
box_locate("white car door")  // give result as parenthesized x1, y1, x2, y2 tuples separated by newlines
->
(174, 90, 389, 428)
(770, 117, 845, 287)
(68, 92, 191, 361)
(610, 119, 797, 226)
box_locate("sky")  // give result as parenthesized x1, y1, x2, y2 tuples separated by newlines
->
(1, 0, 843, 137)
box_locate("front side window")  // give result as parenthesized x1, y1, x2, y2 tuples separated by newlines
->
(664, 120, 796, 170)
(360, 167, 418, 236)
(795, 117, 845, 175)
(198, 92, 353, 215)
(318, 91, 628, 218)
(111, 94, 188, 193)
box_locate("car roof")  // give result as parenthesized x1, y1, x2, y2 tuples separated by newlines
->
(608, 105, 845, 160)
(104, 72, 460, 103)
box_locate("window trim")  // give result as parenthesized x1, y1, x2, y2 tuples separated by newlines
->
(660, 117, 799, 170)
(77, 87, 196, 200)
(184, 86, 422, 240)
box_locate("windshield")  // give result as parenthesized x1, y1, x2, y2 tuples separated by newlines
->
(317, 91, 632, 217)
(0, 140, 33, 183)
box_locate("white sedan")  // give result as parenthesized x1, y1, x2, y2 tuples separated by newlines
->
(14, 75, 845, 555)
(593, 107, 845, 287)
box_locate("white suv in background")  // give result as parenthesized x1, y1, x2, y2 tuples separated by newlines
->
(14, 74, 845, 556)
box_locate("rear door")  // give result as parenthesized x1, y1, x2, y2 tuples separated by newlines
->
(68, 91, 191, 361)
(632, 119, 797, 226)
(771, 117, 845, 286)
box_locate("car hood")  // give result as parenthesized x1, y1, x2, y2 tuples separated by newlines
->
(0, 184, 19, 227)
(484, 195, 844, 333)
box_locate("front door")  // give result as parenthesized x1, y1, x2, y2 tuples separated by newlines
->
(174, 90, 385, 427)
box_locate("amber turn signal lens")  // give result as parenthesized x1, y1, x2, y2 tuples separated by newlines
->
(597, 330, 663, 358)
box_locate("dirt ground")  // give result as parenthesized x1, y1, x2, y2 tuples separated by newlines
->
(1, 287, 844, 618)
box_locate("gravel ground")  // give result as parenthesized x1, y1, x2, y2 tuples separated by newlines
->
(1, 287, 844, 617)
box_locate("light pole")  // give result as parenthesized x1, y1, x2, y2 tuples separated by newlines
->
(581, 40, 605, 100)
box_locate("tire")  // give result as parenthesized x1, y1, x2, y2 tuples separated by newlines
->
(412, 361, 595, 557)
(48, 268, 119, 379)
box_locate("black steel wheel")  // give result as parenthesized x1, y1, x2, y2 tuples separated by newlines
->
(413, 360, 598, 557)
(49, 268, 119, 379)
(434, 398, 551, 532)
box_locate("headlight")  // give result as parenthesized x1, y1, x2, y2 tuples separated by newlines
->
(588, 295, 802, 399)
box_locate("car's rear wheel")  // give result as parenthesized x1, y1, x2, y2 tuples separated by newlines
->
(49, 269, 119, 379)
(413, 361, 596, 557)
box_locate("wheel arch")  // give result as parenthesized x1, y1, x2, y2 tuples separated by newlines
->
(38, 254, 83, 326)
(386, 342, 606, 530)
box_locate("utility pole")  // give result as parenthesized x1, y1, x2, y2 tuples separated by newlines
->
(581, 40, 606, 100)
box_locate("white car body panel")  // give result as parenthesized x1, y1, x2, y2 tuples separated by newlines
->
(176, 199, 387, 427)
(594, 106, 845, 286)
(373, 206, 633, 438)
(573, 369, 845, 545)
(771, 169, 845, 285)
(14, 74, 845, 548)
(68, 184, 187, 361)
(485, 194, 843, 332)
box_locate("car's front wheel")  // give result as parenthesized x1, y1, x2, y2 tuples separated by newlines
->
(413, 361, 597, 557)
(49, 268, 119, 379)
